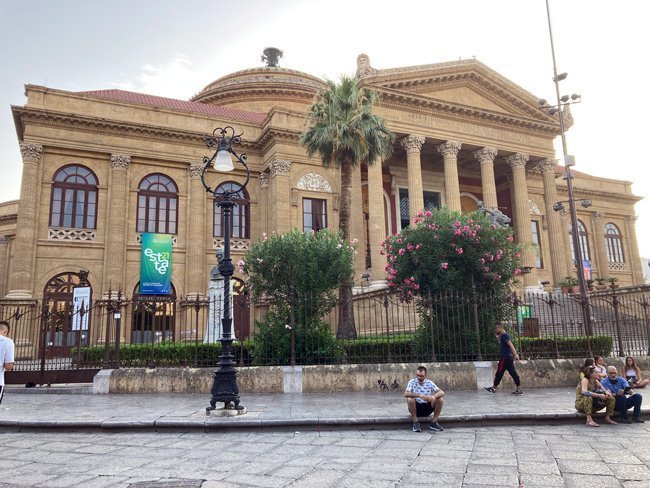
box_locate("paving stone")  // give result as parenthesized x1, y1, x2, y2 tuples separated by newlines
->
(517, 461, 561, 475)
(556, 459, 615, 476)
(461, 473, 520, 486)
(607, 464, 650, 481)
(562, 474, 623, 488)
(518, 473, 564, 487)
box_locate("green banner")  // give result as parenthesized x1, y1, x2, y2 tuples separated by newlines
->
(140, 233, 172, 294)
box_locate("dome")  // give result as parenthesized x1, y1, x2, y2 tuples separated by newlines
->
(191, 67, 327, 112)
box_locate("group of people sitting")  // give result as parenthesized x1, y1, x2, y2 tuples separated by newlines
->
(575, 355, 647, 427)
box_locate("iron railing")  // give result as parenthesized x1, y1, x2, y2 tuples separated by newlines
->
(2, 285, 649, 384)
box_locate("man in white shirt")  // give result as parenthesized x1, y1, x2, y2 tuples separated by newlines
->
(404, 365, 445, 432)
(0, 320, 15, 404)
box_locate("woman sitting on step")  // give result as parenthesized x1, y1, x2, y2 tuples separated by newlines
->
(624, 356, 650, 388)
(575, 366, 616, 427)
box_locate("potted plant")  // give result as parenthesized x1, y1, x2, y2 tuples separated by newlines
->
(558, 276, 577, 294)
(609, 276, 619, 289)
(595, 276, 608, 291)
(586, 278, 595, 291)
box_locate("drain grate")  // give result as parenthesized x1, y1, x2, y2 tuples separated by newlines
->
(128, 481, 203, 488)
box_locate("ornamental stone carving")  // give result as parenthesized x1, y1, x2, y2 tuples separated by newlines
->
(505, 153, 529, 169)
(356, 53, 377, 79)
(436, 141, 462, 158)
(592, 211, 605, 222)
(19, 143, 43, 162)
(0, 236, 9, 246)
(528, 200, 542, 215)
(296, 172, 332, 193)
(473, 147, 498, 164)
(269, 159, 291, 177)
(537, 158, 558, 174)
(259, 172, 269, 187)
(188, 163, 203, 178)
(626, 215, 638, 224)
(110, 154, 131, 170)
(400, 135, 425, 153)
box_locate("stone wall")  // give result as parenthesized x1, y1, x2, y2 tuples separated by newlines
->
(95, 357, 650, 394)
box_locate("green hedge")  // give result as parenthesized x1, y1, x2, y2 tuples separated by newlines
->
(519, 335, 613, 360)
(74, 334, 614, 367)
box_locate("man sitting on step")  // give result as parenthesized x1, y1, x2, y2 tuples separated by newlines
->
(404, 365, 445, 433)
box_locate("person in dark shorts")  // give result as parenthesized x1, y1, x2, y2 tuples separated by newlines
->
(404, 365, 445, 432)
(484, 322, 522, 395)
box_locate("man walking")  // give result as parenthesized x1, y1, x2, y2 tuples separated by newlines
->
(484, 322, 523, 395)
(600, 365, 644, 423)
(404, 365, 445, 432)
(0, 321, 15, 404)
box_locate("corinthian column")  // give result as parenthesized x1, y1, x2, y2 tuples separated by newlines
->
(437, 141, 462, 211)
(350, 163, 365, 278)
(268, 159, 291, 233)
(506, 153, 537, 288)
(474, 147, 498, 210)
(185, 163, 206, 297)
(6, 143, 43, 298)
(538, 159, 568, 284)
(0, 236, 9, 297)
(401, 135, 425, 222)
(367, 158, 386, 284)
(591, 211, 608, 280)
(103, 154, 130, 295)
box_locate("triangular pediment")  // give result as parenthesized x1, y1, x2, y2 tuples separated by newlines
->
(362, 58, 555, 124)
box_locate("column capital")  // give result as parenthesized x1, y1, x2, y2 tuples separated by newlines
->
(400, 135, 425, 153)
(537, 158, 558, 175)
(259, 172, 269, 188)
(188, 163, 203, 178)
(473, 147, 498, 164)
(110, 154, 131, 170)
(436, 141, 462, 157)
(505, 153, 529, 169)
(269, 159, 291, 177)
(592, 211, 605, 222)
(0, 236, 9, 246)
(626, 215, 638, 224)
(19, 143, 43, 162)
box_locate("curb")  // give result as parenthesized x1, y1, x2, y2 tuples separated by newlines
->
(0, 411, 625, 433)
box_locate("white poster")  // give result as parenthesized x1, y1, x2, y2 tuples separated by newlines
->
(72, 286, 91, 331)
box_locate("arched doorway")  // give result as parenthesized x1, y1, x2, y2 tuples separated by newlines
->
(232, 277, 250, 339)
(131, 282, 176, 344)
(42, 271, 92, 358)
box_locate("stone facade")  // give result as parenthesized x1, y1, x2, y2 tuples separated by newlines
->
(0, 54, 642, 304)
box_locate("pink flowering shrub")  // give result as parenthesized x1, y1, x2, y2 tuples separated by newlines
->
(382, 208, 522, 302)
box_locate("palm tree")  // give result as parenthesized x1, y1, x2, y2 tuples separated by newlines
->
(301, 75, 395, 339)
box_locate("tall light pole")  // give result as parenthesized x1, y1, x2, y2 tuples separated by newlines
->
(541, 0, 592, 336)
(202, 126, 249, 413)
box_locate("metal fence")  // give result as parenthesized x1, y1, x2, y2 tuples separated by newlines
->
(2, 285, 650, 384)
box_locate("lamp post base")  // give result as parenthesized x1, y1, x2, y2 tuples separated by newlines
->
(206, 368, 244, 412)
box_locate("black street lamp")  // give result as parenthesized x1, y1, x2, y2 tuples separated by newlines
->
(202, 126, 249, 413)
(541, 0, 592, 337)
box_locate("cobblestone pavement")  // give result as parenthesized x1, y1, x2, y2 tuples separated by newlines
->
(0, 424, 649, 488)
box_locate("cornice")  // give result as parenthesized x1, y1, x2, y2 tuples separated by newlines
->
(192, 87, 318, 106)
(255, 126, 302, 154)
(0, 214, 17, 224)
(555, 187, 642, 205)
(12, 106, 259, 151)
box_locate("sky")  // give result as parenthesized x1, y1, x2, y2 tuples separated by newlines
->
(1, 0, 649, 260)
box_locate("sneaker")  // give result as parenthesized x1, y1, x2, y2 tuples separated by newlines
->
(484, 386, 496, 393)
(633, 417, 645, 423)
(429, 421, 444, 432)
(412, 421, 421, 432)
(512, 389, 523, 395)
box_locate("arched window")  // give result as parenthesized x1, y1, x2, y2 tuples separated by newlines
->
(137, 174, 178, 234)
(50, 165, 98, 229)
(605, 223, 625, 263)
(214, 182, 249, 239)
(569, 219, 591, 264)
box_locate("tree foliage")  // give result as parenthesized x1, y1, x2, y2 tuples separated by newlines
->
(382, 208, 523, 300)
(241, 229, 355, 364)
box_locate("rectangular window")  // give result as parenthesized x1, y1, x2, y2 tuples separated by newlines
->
(399, 189, 441, 230)
(303, 198, 327, 232)
(531, 220, 543, 268)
